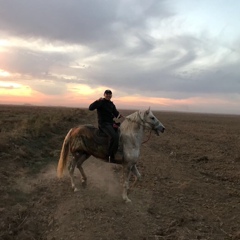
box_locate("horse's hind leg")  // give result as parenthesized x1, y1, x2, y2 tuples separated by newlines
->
(69, 152, 90, 192)
(68, 154, 78, 192)
(76, 153, 90, 188)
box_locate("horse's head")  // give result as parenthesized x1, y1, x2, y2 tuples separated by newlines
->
(142, 107, 165, 136)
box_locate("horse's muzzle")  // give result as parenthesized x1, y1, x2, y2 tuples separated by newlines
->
(154, 125, 165, 136)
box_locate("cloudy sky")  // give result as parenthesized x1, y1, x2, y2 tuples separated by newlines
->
(0, 0, 240, 114)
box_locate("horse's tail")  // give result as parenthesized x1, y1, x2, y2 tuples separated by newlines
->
(57, 128, 72, 178)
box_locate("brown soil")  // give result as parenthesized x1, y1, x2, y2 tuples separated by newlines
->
(1, 105, 240, 240)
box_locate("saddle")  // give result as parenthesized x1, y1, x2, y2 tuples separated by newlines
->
(83, 123, 123, 162)
(84, 121, 120, 137)
(98, 122, 120, 136)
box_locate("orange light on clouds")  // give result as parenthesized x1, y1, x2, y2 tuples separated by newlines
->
(116, 95, 173, 110)
(62, 84, 104, 107)
(0, 69, 11, 77)
(0, 39, 10, 48)
(0, 81, 31, 97)
(115, 95, 212, 112)
(70, 84, 96, 96)
(0, 82, 49, 106)
(0, 39, 11, 53)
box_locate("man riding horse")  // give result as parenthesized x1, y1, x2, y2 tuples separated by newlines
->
(57, 105, 165, 202)
(89, 89, 122, 163)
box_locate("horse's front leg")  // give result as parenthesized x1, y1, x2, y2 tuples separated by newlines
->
(131, 164, 142, 189)
(122, 164, 133, 203)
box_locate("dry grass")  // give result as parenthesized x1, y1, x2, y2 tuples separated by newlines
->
(1, 105, 240, 240)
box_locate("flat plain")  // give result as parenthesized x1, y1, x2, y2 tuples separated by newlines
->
(0, 105, 240, 240)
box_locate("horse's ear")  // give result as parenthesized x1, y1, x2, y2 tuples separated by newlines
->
(146, 107, 150, 115)
(144, 107, 150, 115)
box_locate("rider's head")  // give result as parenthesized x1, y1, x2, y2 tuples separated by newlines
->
(104, 89, 112, 100)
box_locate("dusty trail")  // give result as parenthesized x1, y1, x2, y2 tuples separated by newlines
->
(1, 107, 240, 240)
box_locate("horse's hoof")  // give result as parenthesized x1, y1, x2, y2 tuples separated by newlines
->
(82, 181, 87, 188)
(123, 198, 132, 203)
(74, 188, 79, 192)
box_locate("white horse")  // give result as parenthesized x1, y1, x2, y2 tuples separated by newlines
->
(57, 108, 165, 203)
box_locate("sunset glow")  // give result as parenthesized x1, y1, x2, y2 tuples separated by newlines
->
(0, 81, 31, 96)
(0, 69, 11, 77)
(0, 1, 239, 114)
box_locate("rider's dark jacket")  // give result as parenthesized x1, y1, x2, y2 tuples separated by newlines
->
(89, 98, 120, 127)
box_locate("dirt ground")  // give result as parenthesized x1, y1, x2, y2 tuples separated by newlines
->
(1, 105, 240, 240)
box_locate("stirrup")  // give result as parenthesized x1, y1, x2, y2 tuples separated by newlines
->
(107, 155, 123, 164)
(108, 156, 114, 163)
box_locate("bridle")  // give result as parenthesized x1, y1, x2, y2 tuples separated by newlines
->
(141, 130, 152, 144)
(126, 111, 155, 144)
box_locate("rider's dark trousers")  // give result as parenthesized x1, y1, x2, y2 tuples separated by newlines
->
(100, 123, 119, 157)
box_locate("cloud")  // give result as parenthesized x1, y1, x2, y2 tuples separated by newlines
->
(0, 85, 15, 89)
(1, 33, 239, 99)
(0, 0, 239, 113)
(28, 80, 67, 95)
(0, 0, 172, 51)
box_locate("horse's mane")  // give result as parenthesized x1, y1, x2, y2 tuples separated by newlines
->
(120, 111, 143, 134)
(125, 111, 140, 122)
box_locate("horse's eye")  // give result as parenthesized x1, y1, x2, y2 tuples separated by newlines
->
(151, 117, 155, 120)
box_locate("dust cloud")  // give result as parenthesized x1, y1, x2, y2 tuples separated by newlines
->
(83, 157, 122, 197)
(16, 164, 57, 193)
(40, 163, 58, 179)
(16, 157, 122, 197)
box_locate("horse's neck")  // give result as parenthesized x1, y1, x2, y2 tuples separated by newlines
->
(128, 111, 142, 122)
(120, 111, 145, 145)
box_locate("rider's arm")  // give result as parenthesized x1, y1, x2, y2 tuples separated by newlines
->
(117, 113, 124, 119)
(112, 104, 120, 118)
(89, 99, 103, 111)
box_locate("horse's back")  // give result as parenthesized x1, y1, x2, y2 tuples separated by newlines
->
(69, 124, 124, 161)
(70, 124, 108, 144)
(70, 124, 96, 136)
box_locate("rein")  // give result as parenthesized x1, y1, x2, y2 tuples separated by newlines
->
(142, 130, 152, 144)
